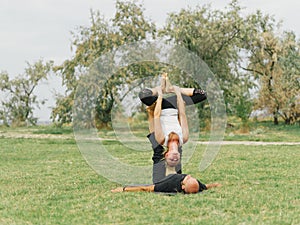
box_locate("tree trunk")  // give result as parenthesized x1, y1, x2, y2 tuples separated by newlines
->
(285, 118, 291, 125)
(273, 112, 279, 125)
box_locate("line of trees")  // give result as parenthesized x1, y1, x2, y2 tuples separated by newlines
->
(0, 0, 299, 127)
(0, 60, 53, 126)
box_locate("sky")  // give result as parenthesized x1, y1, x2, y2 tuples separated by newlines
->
(1, 0, 299, 121)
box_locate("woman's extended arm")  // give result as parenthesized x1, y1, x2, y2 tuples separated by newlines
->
(174, 86, 189, 144)
(153, 87, 165, 145)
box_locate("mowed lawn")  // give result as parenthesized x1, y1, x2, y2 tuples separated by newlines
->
(0, 135, 299, 224)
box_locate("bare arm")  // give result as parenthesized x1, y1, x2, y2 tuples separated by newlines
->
(153, 87, 165, 145)
(205, 183, 222, 189)
(174, 86, 189, 144)
(146, 104, 155, 133)
(111, 185, 155, 193)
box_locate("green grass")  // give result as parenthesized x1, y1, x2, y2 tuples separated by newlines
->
(98, 119, 300, 142)
(0, 125, 74, 138)
(1, 119, 299, 142)
(31, 126, 73, 135)
(0, 132, 299, 224)
(223, 120, 300, 142)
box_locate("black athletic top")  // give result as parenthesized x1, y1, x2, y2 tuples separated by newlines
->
(154, 174, 207, 193)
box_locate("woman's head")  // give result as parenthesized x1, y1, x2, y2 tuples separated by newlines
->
(167, 132, 179, 152)
(164, 148, 180, 167)
(164, 132, 180, 166)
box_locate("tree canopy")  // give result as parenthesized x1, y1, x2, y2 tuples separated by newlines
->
(1, 0, 299, 127)
(0, 60, 53, 126)
(53, 0, 300, 127)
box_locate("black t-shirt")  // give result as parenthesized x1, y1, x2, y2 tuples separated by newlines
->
(154, 174, 186, 193)
(154, 174, 208, 193)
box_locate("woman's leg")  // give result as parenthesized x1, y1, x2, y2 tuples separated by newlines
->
(139, 87, 178, 109)
(162, 89, 207, 108)
(139, 88, 158, 106)
(184, 89, 207, 105)
(165, 76, 207, 106)
(139, 74, 167, 106)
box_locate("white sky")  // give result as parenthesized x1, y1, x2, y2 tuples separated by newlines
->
(0, 0, 299, 121)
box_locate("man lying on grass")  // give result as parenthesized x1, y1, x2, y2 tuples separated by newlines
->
(110, 104, 221, 194)
(111, 122, 221, 194)
(111, 173, 221, 194)
(111, 115, 222, 194)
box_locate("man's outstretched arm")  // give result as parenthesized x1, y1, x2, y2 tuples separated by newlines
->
(111, 185, 155, 193)
(205, 183, 222, 189)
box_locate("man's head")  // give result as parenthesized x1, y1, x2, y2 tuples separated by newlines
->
(181, 175, 199, 194)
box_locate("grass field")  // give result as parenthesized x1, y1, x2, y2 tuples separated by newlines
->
(0, 124, 299, 224)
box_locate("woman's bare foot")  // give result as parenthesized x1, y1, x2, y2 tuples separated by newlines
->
(173, 85, 181, 94)
(161, 73, 167, 93)
(157, 86, 163, 97)
(161, 72, 168, 79)
(166, 76, 174, 93)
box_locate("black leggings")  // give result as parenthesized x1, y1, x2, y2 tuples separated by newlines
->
(148, 132, 182, 183)
(139, 88, 207, 109)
